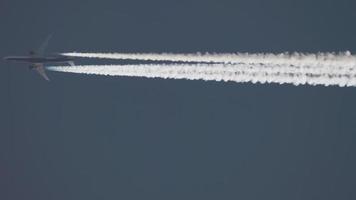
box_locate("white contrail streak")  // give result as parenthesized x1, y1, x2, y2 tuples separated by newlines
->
(47, 63, 356, 87)
(61, 52, 356, 69)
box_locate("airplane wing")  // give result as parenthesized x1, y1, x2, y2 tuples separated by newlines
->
(37, 34, 52, 56)
(32, 64, 50, 81)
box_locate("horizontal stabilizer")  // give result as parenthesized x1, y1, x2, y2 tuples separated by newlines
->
(68, 61, 75, 66)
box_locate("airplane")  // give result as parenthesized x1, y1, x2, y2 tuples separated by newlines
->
(3, 35, 74, 81)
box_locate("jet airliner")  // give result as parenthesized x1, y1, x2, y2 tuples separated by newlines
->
(3, 35, 74, 81)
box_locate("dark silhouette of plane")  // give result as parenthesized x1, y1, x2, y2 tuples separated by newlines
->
(3, 35, 74, 81)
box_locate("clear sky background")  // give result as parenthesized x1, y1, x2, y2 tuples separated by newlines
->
(1, 0, 356, 199)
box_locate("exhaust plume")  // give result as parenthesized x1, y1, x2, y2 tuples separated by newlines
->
(47, 63, 356, 87)
(61, 52, 356, 69)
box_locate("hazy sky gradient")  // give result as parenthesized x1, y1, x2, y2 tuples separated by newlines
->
(1, 0, 356, 200)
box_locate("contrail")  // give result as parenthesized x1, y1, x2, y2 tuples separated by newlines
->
(47, 63, 356, 87)
(61, 52, 356, 69)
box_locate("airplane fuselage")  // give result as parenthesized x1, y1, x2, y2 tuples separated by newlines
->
(3, 55, 73, 64)
(4, 36, 74, 81)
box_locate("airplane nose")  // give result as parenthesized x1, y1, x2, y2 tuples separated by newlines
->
(3, 56, 13, 61)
